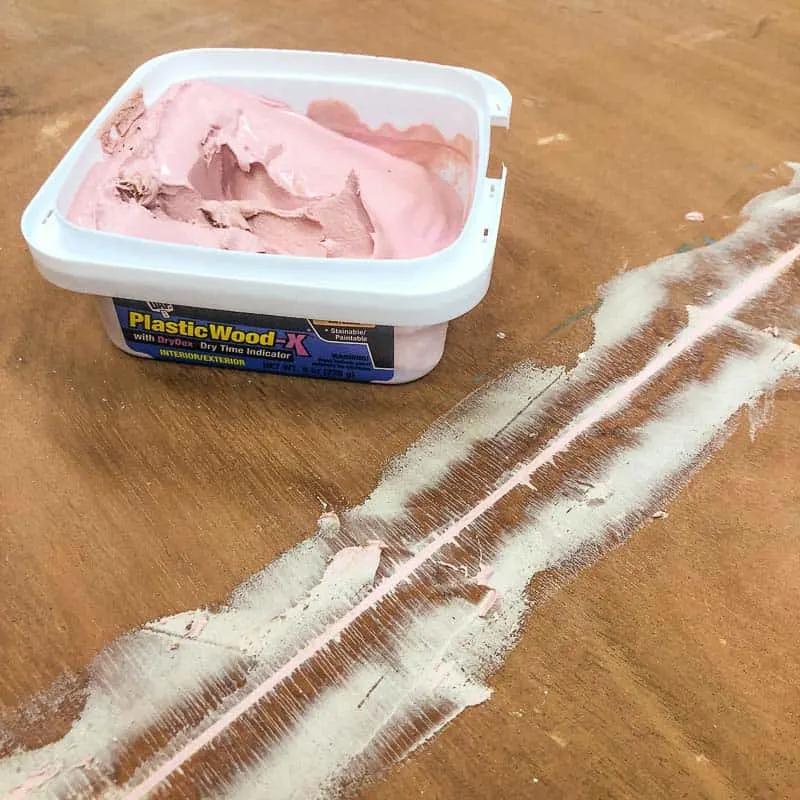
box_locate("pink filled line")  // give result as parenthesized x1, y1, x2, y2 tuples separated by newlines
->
(124, 242, 800, 799)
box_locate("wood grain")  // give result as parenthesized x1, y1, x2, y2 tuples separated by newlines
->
(1, 0, 799, 797)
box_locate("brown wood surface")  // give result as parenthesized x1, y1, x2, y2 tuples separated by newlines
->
(1, 0, 799, 797)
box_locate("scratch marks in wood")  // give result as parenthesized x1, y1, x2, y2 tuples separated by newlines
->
(0, 86, 17, 121)
(543, 300, 602, 340)
(752, 15, 772, 39)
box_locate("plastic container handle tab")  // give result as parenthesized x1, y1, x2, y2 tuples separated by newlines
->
(460, 68, 513, 128)
(479, 166, 508, 248)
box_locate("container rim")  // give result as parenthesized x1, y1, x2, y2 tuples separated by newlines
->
(21, 48, 512, 327)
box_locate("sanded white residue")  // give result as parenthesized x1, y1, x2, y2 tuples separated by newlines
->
(224, 601, 490, 800)
(146, 537, 329, 644)
(148, 540, 382, 666)
(220, 331, 800, 800)
(6, 765, 62, 799)
(665, 26, 729, 47)
(741, 164, 800, 217)
(184, 611, 209, 639)
(747, 391, 778, 441)
(593, 250, 692, 349)
(596, 167, 799, 351)
(354, 365, 564, 520)
(583, 480, 614, 506)
(486, 333, 799, 615)
(1, 630, 235, 798)
(0, 519, 376, 799)
(536, 133, 570, 146)
(2, 166, 799, 800)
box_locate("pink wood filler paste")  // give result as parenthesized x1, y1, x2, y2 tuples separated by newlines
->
(68, 80, 466, 258)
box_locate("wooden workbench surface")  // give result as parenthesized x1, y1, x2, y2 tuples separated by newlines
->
(1, 1, 799, 797)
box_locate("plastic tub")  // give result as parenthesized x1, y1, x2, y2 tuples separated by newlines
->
(21, 48, 511, 384)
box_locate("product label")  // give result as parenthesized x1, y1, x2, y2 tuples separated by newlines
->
(112, 299, 394, 383)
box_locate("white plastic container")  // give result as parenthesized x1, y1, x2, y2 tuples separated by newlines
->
(21, 48, 511, 384)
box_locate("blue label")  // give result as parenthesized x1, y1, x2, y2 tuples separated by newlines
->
(112, 299, 395, 383)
